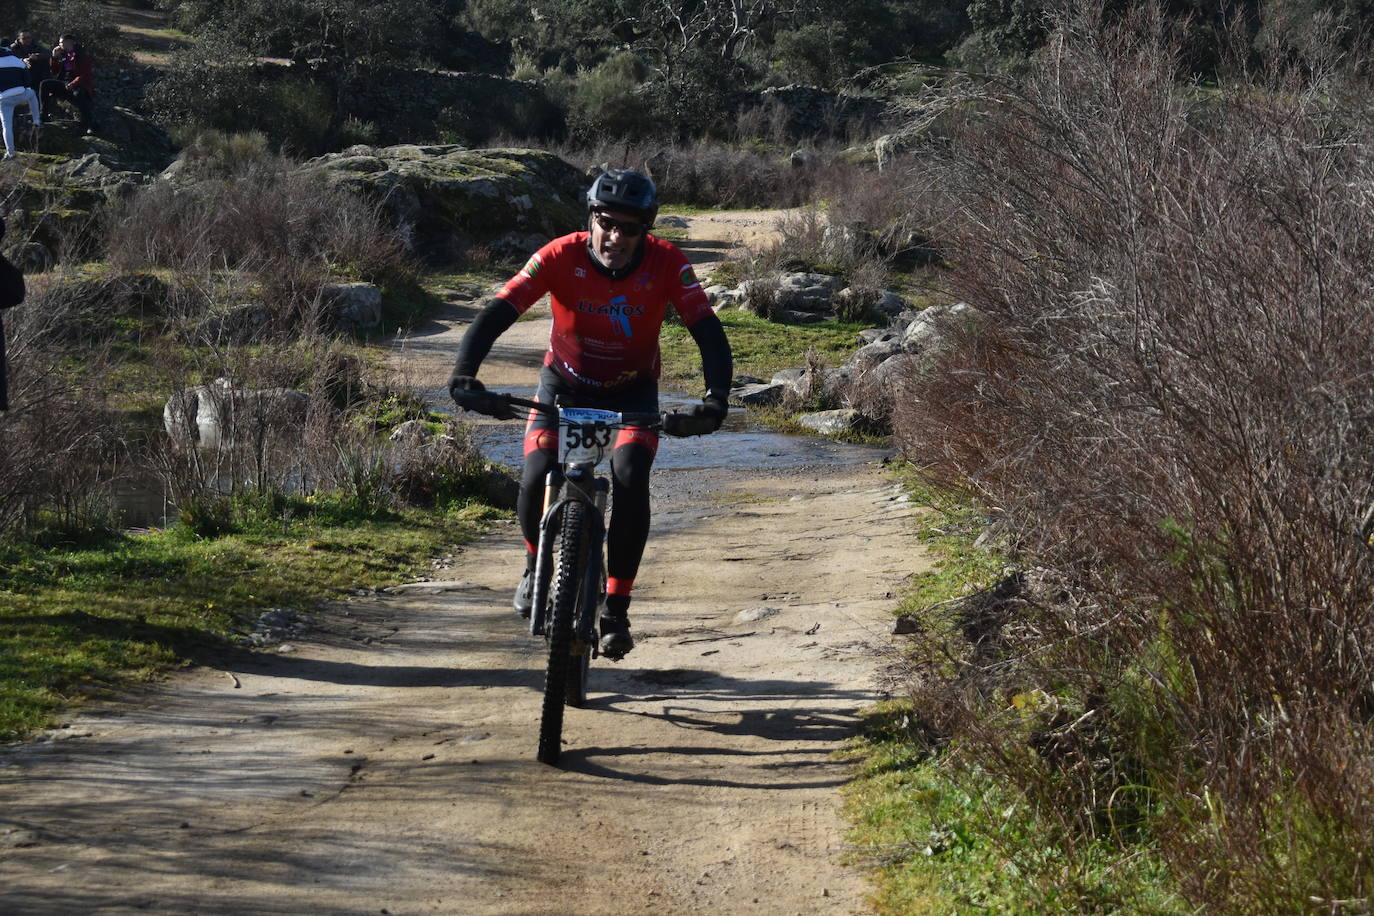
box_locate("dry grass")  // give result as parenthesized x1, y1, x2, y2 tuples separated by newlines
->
(885, 4, 1374, 912)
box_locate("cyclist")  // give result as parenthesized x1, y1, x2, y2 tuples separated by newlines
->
(448, 168, 732, 660)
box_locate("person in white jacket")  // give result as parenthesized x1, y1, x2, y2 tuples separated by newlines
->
(0, 46, 41, 160)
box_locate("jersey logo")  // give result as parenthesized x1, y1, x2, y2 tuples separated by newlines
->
(634, 274, 653, 292)
(609, 295, 633, 338)
(679, 264, 700, 288)
(522, 254, 543, 279)
(575, 267, 587, 278)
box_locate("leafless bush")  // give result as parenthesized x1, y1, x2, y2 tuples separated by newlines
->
(104, 157, 412, 333)
(0, 272, 123, 538)
(889, 3, 1374, 910)
(779, 350, 844, 413)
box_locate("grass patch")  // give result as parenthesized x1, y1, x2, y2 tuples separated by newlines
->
(648, 225, 689, 242)
(0, 497, 501, 742)
(707, 491, 780, 506)
(658, 309, 867, 390)
(843, 464, 1185, 913)
(891, 467, 1005, 612)
(843, 705, 1184, 916)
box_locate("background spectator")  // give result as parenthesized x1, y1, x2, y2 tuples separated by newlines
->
(8, 31, 46, 92)
(0, 44, 41, 159)
(43, 33, 95, 132)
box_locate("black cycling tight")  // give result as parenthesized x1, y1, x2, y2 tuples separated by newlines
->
(518, 441, 654, 583)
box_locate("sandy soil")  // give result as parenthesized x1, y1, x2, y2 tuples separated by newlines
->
(0, 211, 926, 916)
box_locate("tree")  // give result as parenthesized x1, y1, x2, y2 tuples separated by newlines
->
(161, 0, 443, 70)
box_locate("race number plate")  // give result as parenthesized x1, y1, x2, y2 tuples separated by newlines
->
(559, 408, 618, 465)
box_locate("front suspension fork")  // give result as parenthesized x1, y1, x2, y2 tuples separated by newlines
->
(529, 471, 609, 640)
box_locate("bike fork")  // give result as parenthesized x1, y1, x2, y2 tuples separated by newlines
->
(575, 478, 610, 649)
(529, 468, 564, 637)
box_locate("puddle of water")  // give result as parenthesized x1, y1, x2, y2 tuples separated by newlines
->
(427, 386, 889, 472)
(111, 471, 176, 529)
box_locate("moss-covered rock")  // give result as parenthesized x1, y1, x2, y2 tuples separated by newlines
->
(1, 108, 172, 265)
(36, 107, 174, 176)
(298, 145, 587, 263)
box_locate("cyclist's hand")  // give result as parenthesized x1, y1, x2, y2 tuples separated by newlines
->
(696, 394, 728, 432)
(448, 374, 514, 419)
(663, 396, 728, 437)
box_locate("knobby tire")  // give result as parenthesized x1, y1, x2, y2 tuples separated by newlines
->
(537, 500, 589, 765)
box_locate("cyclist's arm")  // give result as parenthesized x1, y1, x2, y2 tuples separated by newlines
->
(668, 254, 733, 398)
(686, 311, 733, 399)
(452, 297, 519, 377)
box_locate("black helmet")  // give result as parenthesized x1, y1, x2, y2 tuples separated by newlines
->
(587, 169, 658, 227)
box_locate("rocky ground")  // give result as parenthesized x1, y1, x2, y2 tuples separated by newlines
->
(0, 212, 930, 915)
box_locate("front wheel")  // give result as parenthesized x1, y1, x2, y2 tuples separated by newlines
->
(537, 500, 590, 765)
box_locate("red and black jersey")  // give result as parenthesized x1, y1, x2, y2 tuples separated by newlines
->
(496, 232, 715, 391)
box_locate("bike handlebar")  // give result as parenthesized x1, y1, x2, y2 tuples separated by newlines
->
(450, 389, 717, 437)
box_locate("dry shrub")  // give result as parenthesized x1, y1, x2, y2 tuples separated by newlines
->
(0, 273, 123, 538)
(733, 206, 894, 324)
(890, 3, 1374, 911)
(103, 155, 411, 333)
(145, 330, 501, 529)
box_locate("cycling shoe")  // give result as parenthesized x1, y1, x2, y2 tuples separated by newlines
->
(598, 611, 634, 660)
(513, 567, 534, 619)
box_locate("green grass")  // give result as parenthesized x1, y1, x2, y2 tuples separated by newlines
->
(0, 497, 501, 742)
(843, 465, 1186, 914)
(658, 308, 868, 390)
(843, 705, 1185, 915)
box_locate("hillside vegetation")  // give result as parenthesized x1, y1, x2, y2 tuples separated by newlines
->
(2, 1, 1373, 913)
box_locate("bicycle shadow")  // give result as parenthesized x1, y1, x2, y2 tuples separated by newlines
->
(557, 667, 875, 788)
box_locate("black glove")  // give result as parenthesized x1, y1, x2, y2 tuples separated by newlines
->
(448, 372, 481, 396)
(663, 394, 728, 437)
(448, 374, 513, 419)
(696, 394, 728, 432)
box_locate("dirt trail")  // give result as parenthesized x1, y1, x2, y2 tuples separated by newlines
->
(0, 211, 924, 915)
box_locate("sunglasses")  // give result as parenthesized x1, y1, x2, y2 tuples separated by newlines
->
(592, 213, 647, 237)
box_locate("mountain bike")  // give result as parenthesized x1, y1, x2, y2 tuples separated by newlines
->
(451, 389, 714, 765)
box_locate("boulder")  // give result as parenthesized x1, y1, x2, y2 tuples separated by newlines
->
(321, 282, 383, 332)
(863, 353, 916, 389)
(389, 420, 433, 444)
(164, 379, 310, 449)
(704, 284, 745, 309)
(901, 302, 985, 356)
(729, 382, 788, 407)
(857, 327, 898, 345)
(796, 409, 865, 436)
(777, 271, 843, 313)
(874, 290, 909, 316)
(850, 337, 905, 369)
(38, 107, 175, 177)
(901, 306, 947, 354)
(298, 146, 585, 261)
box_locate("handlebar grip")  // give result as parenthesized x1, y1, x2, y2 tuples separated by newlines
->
(452, 388, 515, 420)
(662, 412, 717, 437)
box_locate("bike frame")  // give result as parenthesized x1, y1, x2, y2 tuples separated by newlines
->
(511, 398, 661, 649)
(453, 389, 674, 764)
